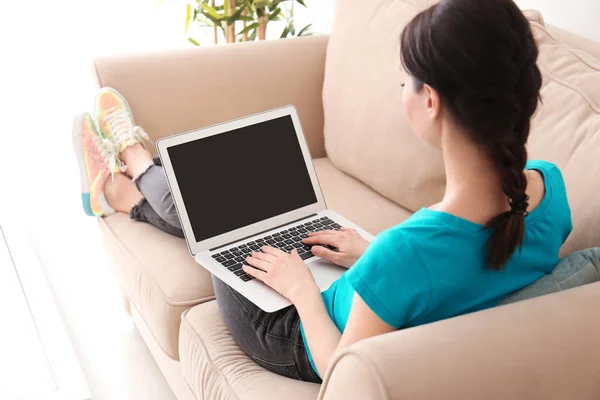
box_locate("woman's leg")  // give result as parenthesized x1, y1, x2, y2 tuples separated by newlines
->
(211, 275, 322, 383)
(104, 172, 143, 213)
(119, 144, 183, 231)
(104, 170, 185, 238)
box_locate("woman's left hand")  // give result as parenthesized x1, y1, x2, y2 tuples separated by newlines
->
(243, 247, 319, 304)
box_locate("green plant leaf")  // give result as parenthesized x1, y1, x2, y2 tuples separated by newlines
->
(188, 37, 201, 46)
(297, 23, 311, 36)
(270, 0, 282, 10)
(295, 0, 306, 6)
(268, 7, 281, 21)
(202, 12, 221, 25)
(237, 15, 254, 21)
(201, 3, 221, 20)
(224, 0, 230, 16)
(238, 22, 260, 35)
(245, 0, 256, 13)
(249, 29, 257, 41)
(185, 4, 193, 34)
(280, 22, 293, 38)
(254, 0, 269, 8)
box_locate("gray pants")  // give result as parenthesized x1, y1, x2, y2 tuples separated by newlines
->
(129, 157, 321, 383)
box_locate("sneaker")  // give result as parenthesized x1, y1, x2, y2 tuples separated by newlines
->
(72, 113, 118, 217)
(94, 87, 150, 156)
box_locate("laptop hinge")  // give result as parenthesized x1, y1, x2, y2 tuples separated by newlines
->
(209, 213, 318, 252)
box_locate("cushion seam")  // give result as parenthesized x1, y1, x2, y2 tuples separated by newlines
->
(130, 300, 183, 361)
(533, 22, 600, 71)
(182, 373, 201, 400)
(537, 64, 600, 114)
(558, 263, 597, 290)
(180, 308, 240, 400)
(99, 217, 213, 306)
(531, 22, 600, 113)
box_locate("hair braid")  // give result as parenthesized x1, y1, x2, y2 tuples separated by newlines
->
(400, 0, 543, 269)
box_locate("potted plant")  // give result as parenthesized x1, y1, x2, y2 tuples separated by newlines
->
(184, 0, 313, 45)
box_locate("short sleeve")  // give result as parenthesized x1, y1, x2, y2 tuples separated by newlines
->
(345, 228, 431, 329)
(551, 166, 573, 244)
(531, 160, 572, 244)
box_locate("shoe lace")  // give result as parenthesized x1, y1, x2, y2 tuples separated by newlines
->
(92, 133, 123, 178)
(101, 106, 150, 148)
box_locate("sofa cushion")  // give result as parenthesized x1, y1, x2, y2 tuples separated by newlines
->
(99, 214, 214, 360)
(526, 21, 600, 255)
(179, 301, 321, 400)
(313, 158, 412, 235)
(323, 0, 444, 213)
(501, 248, 600, 305)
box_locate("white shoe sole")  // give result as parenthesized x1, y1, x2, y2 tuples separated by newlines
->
(72, 113, 115, 217)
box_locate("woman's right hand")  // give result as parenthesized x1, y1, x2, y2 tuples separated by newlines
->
(302, 227, 369, 268)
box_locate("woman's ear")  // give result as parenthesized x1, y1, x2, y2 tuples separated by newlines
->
(423, 84, 441, 120)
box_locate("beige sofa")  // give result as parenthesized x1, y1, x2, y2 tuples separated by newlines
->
(94, 1, 600, 399)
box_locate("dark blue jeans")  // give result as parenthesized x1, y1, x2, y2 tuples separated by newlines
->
(129, 157, 321, 383)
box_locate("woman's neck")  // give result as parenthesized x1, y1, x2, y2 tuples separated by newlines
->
(432, 124, 508, 223)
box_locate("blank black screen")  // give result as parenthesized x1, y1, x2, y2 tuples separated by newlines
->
(168, 115, 318, 242)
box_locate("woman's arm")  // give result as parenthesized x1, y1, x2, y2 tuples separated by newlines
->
(295, 290, 395, 377)
(294, 288, 342, 375)
(242, 246, 395, 376)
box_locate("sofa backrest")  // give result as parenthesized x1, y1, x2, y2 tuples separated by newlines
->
(93, 35, 330, 159)
(322, 1, 600, 255)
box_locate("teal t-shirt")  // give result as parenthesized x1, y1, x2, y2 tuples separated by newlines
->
(300, 160, 572, 377)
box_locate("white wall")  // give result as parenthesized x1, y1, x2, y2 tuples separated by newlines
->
(515, 0, 600, 41)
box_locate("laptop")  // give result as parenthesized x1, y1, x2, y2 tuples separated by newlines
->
(157, 106, 373, 312)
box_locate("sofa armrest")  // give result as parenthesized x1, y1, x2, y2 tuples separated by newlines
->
(318, 283, 600, 400)
(93, 35, 329, 158)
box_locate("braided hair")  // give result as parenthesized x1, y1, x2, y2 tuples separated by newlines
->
(400, 0, 542, 270)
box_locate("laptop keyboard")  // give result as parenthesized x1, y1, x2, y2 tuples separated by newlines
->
(211, 216, 341, 282)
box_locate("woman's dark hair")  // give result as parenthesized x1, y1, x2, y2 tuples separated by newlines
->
(400, 0, 542, 270)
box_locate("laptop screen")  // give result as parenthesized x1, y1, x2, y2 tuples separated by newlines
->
(167, 115, 318, 243)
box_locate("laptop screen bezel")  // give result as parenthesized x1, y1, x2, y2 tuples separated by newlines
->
(156, 106, 326, 255)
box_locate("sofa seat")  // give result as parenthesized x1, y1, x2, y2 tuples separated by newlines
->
(179, 301, 321, 399)
(98, 157, 413, 362)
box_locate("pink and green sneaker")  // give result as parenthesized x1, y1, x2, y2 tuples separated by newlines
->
(72, 113, 119, 217)
(94, 87, 150, 158)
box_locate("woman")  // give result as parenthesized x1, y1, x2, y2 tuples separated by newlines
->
(74, 0, 572, 383)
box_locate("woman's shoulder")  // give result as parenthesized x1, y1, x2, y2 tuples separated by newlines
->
(526, 159, 565, 186)
(525, 159, 572, 241)
(526, 159, 559, 172)
(526, 159, 569, 204)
